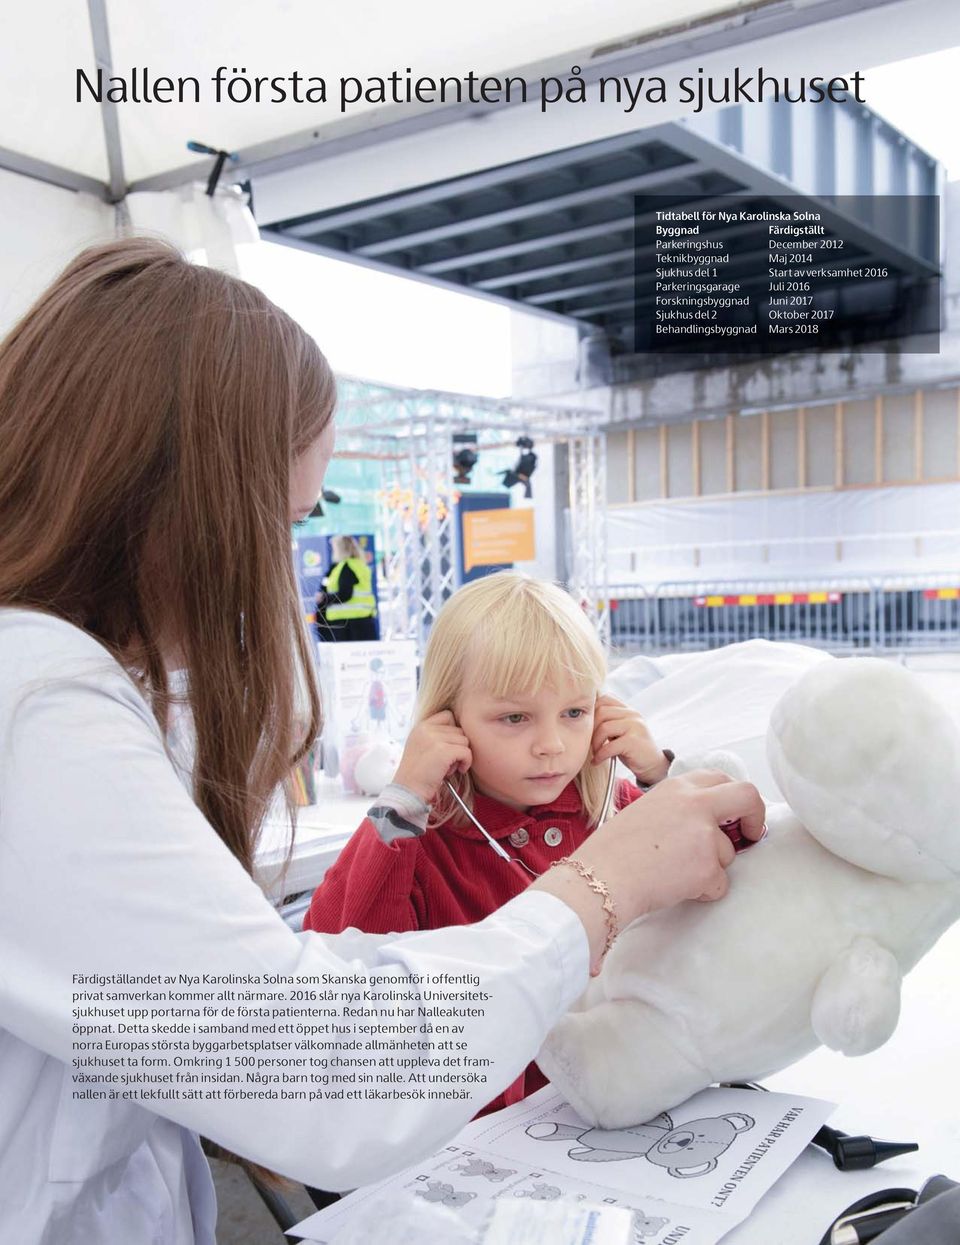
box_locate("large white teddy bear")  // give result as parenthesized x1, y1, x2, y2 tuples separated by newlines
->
(538, 657, 960, 1129)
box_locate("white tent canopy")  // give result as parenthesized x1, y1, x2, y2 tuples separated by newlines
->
(8, 0, 771, 189)
(7, 0, 959, 197)
(1, 0, 958, 329)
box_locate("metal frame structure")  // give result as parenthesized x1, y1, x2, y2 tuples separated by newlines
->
(605, 571, 960, 654)
(334, 377, 609, 649)
(266, 99, 940, 359)
(127, 0, 906, 194)
(567, 431, 610, 645)
(85, 0, 127, 202)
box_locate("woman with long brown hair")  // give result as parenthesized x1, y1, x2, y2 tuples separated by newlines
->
(0, 237, 762, 1244)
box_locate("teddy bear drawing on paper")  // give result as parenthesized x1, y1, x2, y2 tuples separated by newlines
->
(453, 1157, 516, 1182)
(416, 1181, 476, 1208)
(526, 1109, 754, 1176)
(631, 1210, 670, 1238)
(514, 1181, 562, 1200)
(537, 657, 960, 1129)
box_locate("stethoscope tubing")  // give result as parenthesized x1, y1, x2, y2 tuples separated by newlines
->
(443, 758, 619, 879)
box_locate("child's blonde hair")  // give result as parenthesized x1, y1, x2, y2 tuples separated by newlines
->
(416, 571, 609, 827)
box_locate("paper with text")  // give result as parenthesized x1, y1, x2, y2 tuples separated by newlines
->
(289, 1086, 835, 1245)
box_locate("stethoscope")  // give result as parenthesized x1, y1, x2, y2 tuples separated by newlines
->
(443, 758, 618, 879)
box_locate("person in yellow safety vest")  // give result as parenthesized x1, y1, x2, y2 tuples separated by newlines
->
(315, 534, 380, 642)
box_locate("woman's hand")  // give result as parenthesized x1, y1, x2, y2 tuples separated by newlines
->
(581, 771, 765, 910)
(531, 771, 765, 973)
(392, 710, 473, 805)
(591, 694, 669, 785)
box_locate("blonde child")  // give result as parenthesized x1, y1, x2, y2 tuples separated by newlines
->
(304, 571, 675, 1111)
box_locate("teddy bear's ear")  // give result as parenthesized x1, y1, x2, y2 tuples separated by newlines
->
(767, 657, 960, 882)
(670, 1159, 717, 1178)
(723, 1113, 755, 1133)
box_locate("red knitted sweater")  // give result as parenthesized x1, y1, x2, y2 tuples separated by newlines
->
(303, 778, 643, 1114)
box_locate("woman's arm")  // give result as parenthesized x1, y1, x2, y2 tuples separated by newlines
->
(0, 637, 587, 1192)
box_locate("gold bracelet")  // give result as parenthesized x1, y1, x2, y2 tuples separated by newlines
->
(550, 857, 619, 975)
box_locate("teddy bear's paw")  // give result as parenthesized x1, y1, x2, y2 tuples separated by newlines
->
(668, 749, 749, 782)
(811, 937, 902, 1056)
(539, 999, 709, 1129)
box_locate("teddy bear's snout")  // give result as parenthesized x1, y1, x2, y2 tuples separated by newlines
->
(661, 1132, 695, 1151)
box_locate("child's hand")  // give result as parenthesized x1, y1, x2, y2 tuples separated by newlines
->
(591, 694, 669, 786)
(392, 710, 473, 805)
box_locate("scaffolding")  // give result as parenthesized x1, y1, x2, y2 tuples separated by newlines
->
(333, 377, 609, 649)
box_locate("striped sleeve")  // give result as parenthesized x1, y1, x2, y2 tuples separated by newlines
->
(303, 785, 432, 935)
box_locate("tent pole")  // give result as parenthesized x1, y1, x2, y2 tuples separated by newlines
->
(0, 147, 107, 199)
(86, 0, 128, 202)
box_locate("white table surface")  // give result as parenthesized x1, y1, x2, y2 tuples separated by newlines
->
(726, 914, 960, 1242)
(254, 778, 370, 899)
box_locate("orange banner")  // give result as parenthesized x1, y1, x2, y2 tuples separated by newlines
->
(462, 508, 535, 573)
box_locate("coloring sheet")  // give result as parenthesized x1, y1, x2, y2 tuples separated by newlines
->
(290, 1086, 835, 1245)
(463, 1085, 835, 1214)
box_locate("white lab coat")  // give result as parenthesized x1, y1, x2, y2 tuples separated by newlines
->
(0, 610, 588, 1244)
